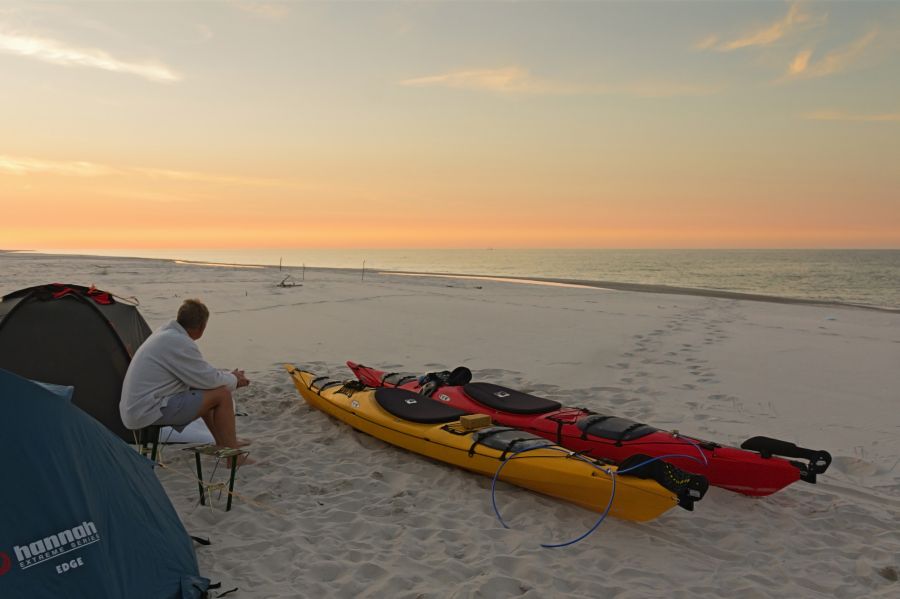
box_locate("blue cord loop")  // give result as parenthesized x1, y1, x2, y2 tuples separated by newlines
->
(680, 435, 710, 466)
(490, 445, 708, 548)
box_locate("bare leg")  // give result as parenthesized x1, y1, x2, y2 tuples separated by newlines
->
(200, 410, 217, 440)
(198, 394, 250, 446)
(194, 388, 254, 465)
(195, 387, 238, 448)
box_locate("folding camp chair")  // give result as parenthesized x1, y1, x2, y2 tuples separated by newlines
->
(137, 425, 162, 461)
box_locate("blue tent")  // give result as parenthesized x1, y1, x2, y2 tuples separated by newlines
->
(0, 368, 210, 599)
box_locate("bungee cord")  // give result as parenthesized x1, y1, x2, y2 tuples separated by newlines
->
(490, 446, 708, 548)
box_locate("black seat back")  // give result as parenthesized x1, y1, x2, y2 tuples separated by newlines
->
(374, 388, 468, 423)
(463, 383, 561, 414)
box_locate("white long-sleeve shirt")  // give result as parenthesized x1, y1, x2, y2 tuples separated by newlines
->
(120, 320, 237, 430)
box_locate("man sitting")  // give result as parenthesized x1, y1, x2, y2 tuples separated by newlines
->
(120, 299, 249, 451)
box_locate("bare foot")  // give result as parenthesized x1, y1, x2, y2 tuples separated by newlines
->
(236, 438, 252, 447)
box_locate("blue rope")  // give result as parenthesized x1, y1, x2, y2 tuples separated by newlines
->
(616, 451, 708, 475)
(490, 445, 617, 547)
(541, 470, 617, 548)
(490, 446, 709, 548)
(679, 435, 710, 466)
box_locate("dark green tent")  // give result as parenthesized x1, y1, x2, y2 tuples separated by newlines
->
(0, 368, 209, 598)
(0, 284, 151, 441)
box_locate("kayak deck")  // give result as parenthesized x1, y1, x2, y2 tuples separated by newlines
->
(347, 361, 831, 496)
(285, 365, 689, 522)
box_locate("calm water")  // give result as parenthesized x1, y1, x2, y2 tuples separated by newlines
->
(31, 248, 900, 310)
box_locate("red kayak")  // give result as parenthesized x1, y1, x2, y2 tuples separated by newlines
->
(348, 361, 831, 497)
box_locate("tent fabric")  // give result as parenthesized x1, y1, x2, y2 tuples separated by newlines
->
(0, 284, 152, 441)
(0, 368, 209, 599)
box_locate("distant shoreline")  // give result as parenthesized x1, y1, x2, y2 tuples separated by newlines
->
(380, 270, 900, 314)
(6, 249, 899, 314)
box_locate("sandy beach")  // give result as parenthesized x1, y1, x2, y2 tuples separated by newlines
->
(3, 251, 899, 598)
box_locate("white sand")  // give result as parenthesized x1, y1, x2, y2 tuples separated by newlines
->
(3, 251, 899, 598)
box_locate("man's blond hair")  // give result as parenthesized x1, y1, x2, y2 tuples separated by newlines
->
(177, 299, 209, 330)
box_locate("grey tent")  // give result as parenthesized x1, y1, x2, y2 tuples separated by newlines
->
(0, 284, 151, 441)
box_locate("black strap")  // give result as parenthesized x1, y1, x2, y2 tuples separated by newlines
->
(419, 381, 439, 397)
(381, 372, 398, 385)
(217, 588, 239, 598)
(499, 438, 536, 461)
(580, 415, 612, 439)
(197, 581, 220, 598)
(467, 427, 515, 457)
(337, 380, 366, 396)
(423, 371, 451, 386)
(309, 376, 330, 390)
(318, 381, 343, 392)
(615, 422, 645, 446)
(190, 535, 211, 546)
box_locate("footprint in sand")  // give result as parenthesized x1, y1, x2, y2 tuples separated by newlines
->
(831, 456, 882, 477)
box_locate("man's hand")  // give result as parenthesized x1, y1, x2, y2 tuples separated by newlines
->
(232, 369, 250, 388)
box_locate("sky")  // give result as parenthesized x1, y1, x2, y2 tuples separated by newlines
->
(1, 0, 898, 250)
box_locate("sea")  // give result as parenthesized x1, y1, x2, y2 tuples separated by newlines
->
(23, 248, 900, 311)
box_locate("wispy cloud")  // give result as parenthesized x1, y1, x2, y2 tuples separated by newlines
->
(400, 67, 719, 98)
(785, 30, 878, 79)
(0, 30, 181, 82)
(614, 81, 720, 98)
(697, 2, 826, 52)
(803, 109, 900, 122)
(233, 2, 290, 20)
(401, 67, 541, 93)
(131, 167, 281, 187)
(0, 155, 280, 186)
(693, 34, 720, 51)
(0, 155, 116, 177)
(97, 189, 203, 203)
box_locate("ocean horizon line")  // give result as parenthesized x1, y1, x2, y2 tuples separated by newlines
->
(5, 248, 899, 314)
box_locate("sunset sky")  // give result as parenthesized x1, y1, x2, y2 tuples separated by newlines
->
(1, 1, 898, 249)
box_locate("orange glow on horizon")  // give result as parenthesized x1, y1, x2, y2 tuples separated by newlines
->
(1, 3, 897, 251)
(3, 222, 898, 250)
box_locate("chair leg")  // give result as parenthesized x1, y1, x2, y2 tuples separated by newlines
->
(195, 452, 206, 506)
(227, 459, 239, 511)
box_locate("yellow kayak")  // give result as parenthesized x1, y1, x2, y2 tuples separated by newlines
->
(286, 365, 704, 522)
